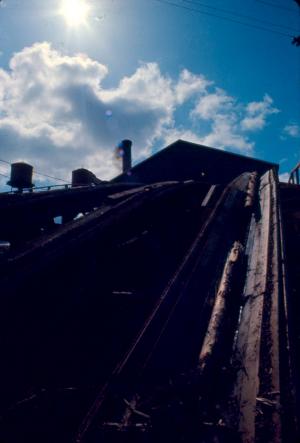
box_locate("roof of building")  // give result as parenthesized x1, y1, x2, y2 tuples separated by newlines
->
(112, 139, 278, 185)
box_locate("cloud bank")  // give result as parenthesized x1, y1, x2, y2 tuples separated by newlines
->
(0, 42, 279, 184)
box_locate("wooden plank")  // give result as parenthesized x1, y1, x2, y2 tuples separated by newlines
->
(231, 169, 282, 443)
(201, 185, 217, 207)
(260, 169, 281, 443)
(76, 173, 252, 442)
(198, 241, 244, 372)
(231, 171, 271, 443)
(244, 172, 258, 208)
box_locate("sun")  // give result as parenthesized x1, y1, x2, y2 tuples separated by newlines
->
(60, 0, 90, 27)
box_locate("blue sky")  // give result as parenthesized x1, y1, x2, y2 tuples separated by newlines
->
(0, 0, 299, 187)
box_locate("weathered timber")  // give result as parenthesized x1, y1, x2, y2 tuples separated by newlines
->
(229, 170, 282, 443)
(76, 173, 252, 442)
(198, 241, 244, 372)
(244, 172, 258, 208)
(0, 165, 295, 443)
(0, 179, 215, 443)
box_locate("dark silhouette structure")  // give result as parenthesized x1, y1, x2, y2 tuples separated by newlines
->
(7, 162, 34, 191)
(72, 168, 102, 187)
(0, 140, 299, 443)
(113, 139, 276, 184)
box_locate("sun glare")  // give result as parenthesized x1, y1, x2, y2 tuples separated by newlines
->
(60, 0, 90, 27)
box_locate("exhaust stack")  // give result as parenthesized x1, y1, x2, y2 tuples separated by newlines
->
(119, 139, 132, 173)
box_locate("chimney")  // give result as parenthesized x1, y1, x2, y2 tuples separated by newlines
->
(120, 139, 132, 173)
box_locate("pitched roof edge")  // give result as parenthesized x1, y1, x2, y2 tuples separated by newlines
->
(112, 139, 278, 182)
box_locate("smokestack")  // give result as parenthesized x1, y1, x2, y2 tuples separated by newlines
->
(120, 139, 132, 173)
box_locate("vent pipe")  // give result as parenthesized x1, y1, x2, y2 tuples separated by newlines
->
(120, 139, 132, 173)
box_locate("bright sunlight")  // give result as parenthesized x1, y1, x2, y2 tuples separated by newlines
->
(59, 0, 90, 27)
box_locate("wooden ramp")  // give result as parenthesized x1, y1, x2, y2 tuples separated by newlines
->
(0, 169, 297, 443)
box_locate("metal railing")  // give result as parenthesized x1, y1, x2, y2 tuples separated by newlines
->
(289, 162, 300, 185)
(1, 183, 103, 195)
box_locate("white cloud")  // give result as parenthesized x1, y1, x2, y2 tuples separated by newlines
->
(163, 117, 254, 153)
(279, 172, 290, 183)
(190, 88, 253, 152)
(0, 43, 181, 181)
(0, 42, 279, 185)
(199, 115, 253, 152)
(189, 90, 279, 152)
(240, 94, 279, 131)
(191, 88, 234, 120)
(175, 69, 211, 104)
(283, 123, 300, 138)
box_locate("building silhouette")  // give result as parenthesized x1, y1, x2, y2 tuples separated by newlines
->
(0, 140, 299, 443)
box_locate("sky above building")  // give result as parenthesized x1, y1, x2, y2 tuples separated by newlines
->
(0, 0, 299, 188)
